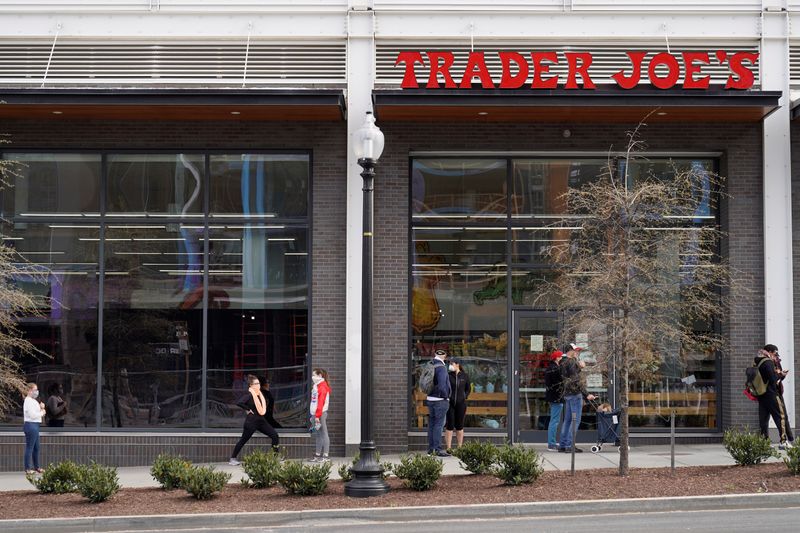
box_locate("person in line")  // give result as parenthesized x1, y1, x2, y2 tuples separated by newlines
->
(309, 368, 331, 463)
(444, 358, 470, 450)
(23, 383, 46, 474)
(228, 374, 280, 465)
(258, 376, 283, 429)
(426, 349, 452, 457)
(45, 383, 68, 428)
(755, 346, 793, 448)
(764, 345, 794, 449)
(544, 350, 564, 452)
(559, 344, 596, 453)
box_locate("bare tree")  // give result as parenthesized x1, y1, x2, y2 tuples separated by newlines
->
(539, 119, 733, 476)
(0, 139, 48, 418)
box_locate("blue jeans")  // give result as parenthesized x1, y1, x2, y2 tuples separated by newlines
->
(559, 394, 584, 449)
(23, 422, 40, 471)
(547, 402, 563, 448)
(427, 400, 449, 453)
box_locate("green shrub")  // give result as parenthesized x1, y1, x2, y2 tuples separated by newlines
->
(26, 460, 82, 494)
(150, 454, 191, 490)
(723, 428, 778, 466)
(450, 441, 498, 475)
(492, 444, 543, 486)
(783, 444, 800, 475)
(76, 462, 120, 503)
(278, 460, 331, 496)
(338, 451, 393, 483)
(393, 453, 442, 491)
(183, 465, 231, 500)
(241, 449, 282, 488)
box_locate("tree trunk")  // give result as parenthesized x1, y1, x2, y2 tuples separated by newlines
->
(618, 358, 630, 476)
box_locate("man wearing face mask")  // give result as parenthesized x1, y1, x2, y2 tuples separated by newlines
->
(23, 383, 46, 474)
(426, 349, 452, 457)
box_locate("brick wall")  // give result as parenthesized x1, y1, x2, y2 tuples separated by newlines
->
(791, 122, 800, 428)
(0, 119, 347, 470)
(376, 121, 765, 450)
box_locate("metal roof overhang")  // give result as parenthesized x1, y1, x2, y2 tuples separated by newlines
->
(373, 88, 781, 123)
(790, 100, 800, 121)
(0, 88, 346, 121)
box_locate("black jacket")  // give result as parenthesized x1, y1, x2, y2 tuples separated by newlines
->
(755, 355, 779, 396)
(561, 357, 588, 398)
(544, 360, 563, 403)
(448, 371, 471, 406)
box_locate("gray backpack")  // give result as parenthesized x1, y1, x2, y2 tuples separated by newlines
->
(418, 360, 439, 395)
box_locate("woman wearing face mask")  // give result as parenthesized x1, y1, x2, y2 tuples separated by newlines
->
(308, 369, 331, 463)
(228, 374, 280, 466)
(23, 383, 46, 474)
(445, 358, 470, 450)
(46, 383, 68, 428)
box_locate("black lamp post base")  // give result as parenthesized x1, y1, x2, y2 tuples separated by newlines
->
(343, 445, 390, 498)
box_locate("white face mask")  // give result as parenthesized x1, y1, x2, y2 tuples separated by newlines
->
(312, 374, 323, 385)
(31, 390, 39, 399)
(448, 364, 456, 372)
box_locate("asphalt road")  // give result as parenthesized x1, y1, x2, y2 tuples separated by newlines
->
(136, 506, 800, 533)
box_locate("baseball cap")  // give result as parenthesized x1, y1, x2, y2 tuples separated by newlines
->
(550, 350, 564, 361)
(564, 343, 584, 353)
(434, 349, 448, 358)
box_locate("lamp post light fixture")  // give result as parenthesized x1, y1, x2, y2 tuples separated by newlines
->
(344, 111, 389, 497)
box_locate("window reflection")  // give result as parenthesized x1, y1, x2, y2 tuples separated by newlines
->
(101, 225, 204, 427)
(1, 153, 101, 218)
(210, 155, 309, 218)
(0, 224, 99, 427)
(206, 226, 308, 428)
(107, 154, 204, 217)
(512, 159, 607, 221)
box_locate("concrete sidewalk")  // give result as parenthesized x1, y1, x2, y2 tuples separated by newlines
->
(0, 443, 768, 492)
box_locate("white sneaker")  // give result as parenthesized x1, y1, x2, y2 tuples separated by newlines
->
(320, 456, 331, 463)
(228, 458, 241, 466)
(308, 456, 321, 463)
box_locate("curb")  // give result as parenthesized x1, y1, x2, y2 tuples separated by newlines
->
(3, 491, 800, 532)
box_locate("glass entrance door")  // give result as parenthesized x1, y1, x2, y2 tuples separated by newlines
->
(513, 312, 559, 442)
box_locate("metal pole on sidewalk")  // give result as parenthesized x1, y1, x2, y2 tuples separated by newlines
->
(670, 410, 676, 474)
(570, 412, 577, 475)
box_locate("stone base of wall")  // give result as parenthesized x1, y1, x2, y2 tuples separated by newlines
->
(0, 432, 337, 472)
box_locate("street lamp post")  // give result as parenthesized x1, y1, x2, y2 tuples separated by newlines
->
(344, 111, 390, 497)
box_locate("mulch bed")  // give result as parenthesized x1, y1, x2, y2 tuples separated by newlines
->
(2, 463, 800, 520)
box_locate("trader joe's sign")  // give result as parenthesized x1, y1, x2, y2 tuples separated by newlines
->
(394, 51, 758, 90)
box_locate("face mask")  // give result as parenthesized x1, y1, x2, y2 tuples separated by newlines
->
(312, 375, 323, 385)
(31, 390, 39, 399)
(448, 364, 456, 372)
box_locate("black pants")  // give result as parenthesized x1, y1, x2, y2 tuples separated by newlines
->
(231, 415, 280, 458)
(758, 392, 790, 443)
(445, 402, 467, 431)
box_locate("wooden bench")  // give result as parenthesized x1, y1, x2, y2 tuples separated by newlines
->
(413, 390, 507, 428)
(627, 392, 716, 428)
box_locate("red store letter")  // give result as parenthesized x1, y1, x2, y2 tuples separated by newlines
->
(498, 51, 529, 89)
(531, 52, 559, 89)
(648, 52, 681, 89)
(460, 51, 495, 89)
(682, 52, 710, 89)
(725, 52, 758, 90)
(426, 51, 457, 89)
(612, 51, 647, 89)
(564, 52, 595, 89)
(395, 52, 425, 89)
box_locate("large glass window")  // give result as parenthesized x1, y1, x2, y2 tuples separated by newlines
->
(410, 156, 719, 432)
(0, 151, 310, 430)
(0, 224, 99, 427)
(1, 153, 100, 218)
(206, 225, 309, 429)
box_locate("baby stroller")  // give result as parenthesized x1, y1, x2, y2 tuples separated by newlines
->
(588, 399, 622, 454)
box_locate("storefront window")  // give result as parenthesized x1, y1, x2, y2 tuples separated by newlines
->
(512, 159, 607, 221)
(206, 226, 308, 429)
(0, 150, 311, 431)
(209, 155, 309, 219)
(0, 224, 100, 427)
(412, 159, 507, 222)
(106, 154, 204, 217)
(1, 153, 101, 218)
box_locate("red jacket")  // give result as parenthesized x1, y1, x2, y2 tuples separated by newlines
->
(310, 380, 330, 419)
